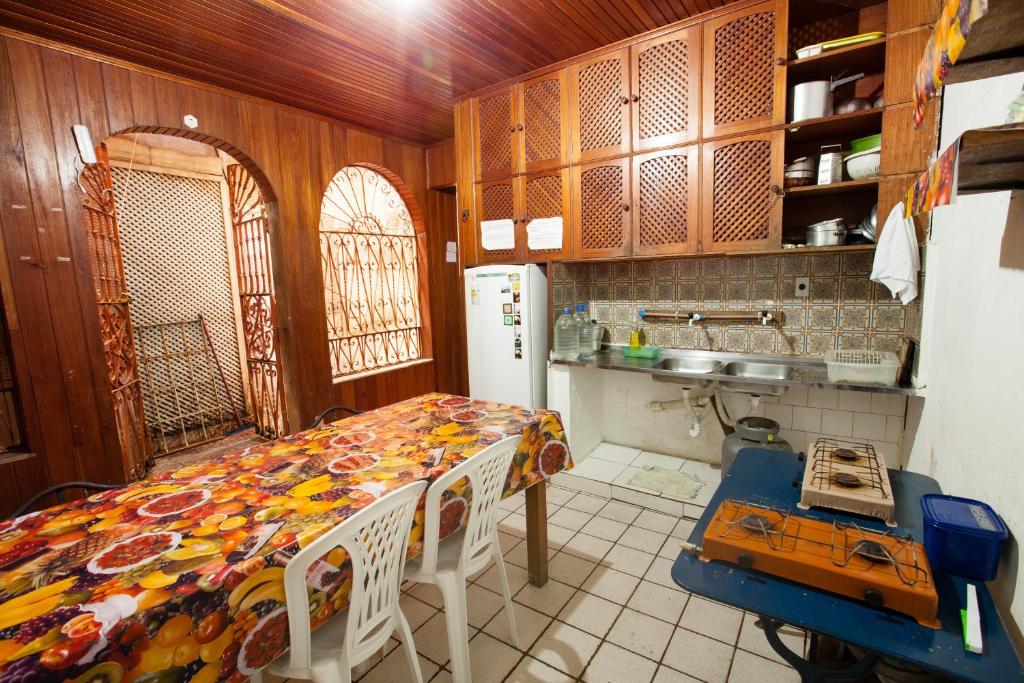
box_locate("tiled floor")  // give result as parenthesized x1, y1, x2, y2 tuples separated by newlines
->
(271, 483, 806, 683)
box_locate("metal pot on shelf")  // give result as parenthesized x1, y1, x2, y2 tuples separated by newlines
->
(806, 218, 847, 246)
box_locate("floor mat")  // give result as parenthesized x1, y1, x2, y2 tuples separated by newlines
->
(628, 466, 704, 500)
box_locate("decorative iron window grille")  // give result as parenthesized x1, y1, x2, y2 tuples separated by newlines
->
(319, 166, 423, 380)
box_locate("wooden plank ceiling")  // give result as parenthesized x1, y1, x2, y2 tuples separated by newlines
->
(0, 0, 740, 145)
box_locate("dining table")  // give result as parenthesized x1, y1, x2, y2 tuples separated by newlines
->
(0, 393, 571, 683)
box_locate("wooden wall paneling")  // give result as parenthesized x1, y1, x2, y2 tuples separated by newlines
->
(523, 168, 573, 262)
(38, 47, 125, 482)
(71, 55, 112, 143)
(453, 100, 478, 266)
(571, 157, 632, 259)
(632, 145, 700, 256)
(472, 86, 518, 181)
(347, 128, 385, 166)
(425, 189, 468, 395)
(887, 0, 941, 32)
(700, 129, 783, 253)
(519, 69, 570, 173)
(152, 75, 185, 131)
(0, 40, 81, 491)
(101, 62, 135, 134)
(884, 27, 933, 106)
(570, 48, 632, 163)
(127, 69, 159, 125)
(475, 177, 522, 264)
(631, 25, 701, 151)
(880, 101, 938, 175)
(701, 0, 787, 138)
(426, 139, 456, 189)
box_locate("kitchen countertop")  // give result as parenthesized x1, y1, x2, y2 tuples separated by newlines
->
(550, 346, 919, 396)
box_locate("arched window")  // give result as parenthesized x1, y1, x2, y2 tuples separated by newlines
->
(319, 166, 425, 380)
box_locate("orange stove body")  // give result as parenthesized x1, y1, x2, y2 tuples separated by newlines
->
(701, 501, 940, 629)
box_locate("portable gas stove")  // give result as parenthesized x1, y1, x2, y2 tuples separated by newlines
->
(798, 438, 896, 526)
(700, 499, 940, 629)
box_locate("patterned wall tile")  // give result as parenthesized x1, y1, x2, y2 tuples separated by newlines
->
(839, 305, 869, 331)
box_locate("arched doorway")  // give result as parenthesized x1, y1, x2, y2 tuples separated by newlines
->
(77, 133, 286, 478)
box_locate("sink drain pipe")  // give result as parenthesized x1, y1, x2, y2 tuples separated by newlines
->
(647, 388, 714, 437)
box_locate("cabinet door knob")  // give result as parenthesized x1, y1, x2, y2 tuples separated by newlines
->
(521, 216, 529, 224)
(631, 94, 640, 102)
(775, 56, 786, 66)
(516, 123, 524, 131)
(509, 125, 515, 132)
(620, 95, 629, 105)
(770, 184, 785, 197)
(621, 202, 630, 212)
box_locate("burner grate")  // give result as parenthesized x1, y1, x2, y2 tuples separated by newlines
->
(830, 522, 929, 586)
(808, 438, 889, 499)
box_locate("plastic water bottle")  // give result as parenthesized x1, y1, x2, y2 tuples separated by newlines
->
(553, 307, 580, 360)
(574, 303, 594, 356)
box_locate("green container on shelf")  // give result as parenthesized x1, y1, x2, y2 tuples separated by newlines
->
(850, 133, 881, 153)
(622, 346, 660, 360)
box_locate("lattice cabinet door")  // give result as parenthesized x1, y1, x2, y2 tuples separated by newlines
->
(570, 48, 631, 163)
(571, 157, 631, 259)
(702, 0, 787, 139)
(631, 26, 701, 152)
(475, 177, 523, 264)
(472, 86, 518, 181)
(522, 169, 572, 262)
(700, 130, 784, 254)
(518, 69, 570, 173)
(631, 145, 699, 257)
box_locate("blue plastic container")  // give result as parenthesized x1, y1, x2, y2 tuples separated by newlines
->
(920, 494, 1008, 581)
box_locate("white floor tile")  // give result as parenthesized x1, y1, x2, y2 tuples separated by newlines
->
(466, 583, 507, 628)
(559, 590, 622, 638)
(550, 506, 593, 531)
(499, 491, 525, 512)
(504, 539, 557, 569)
(590, 442, 642, 464)
(677, 459, 720, 481)
(468, 632, 525, 683)
(583, 641, 658, 683)
(600, 544, 655, 578)
(634, 451, 686, 470)
(679, 596, 743, 646)
(653, 665, 702, 682)
(672, 518, 696, 539)
(662, 627, 735, 683)
(515, 577, 576, 617)
(597, 500, 643, 523)
(643, 557, 678, 589)
(499, 512, 527, 537)
(633, 509, 680, 534)
(618, 525, 668, 554)
(560, 532, 614, 562)
(607, 608, 675, 661)
(483, 602, 552, 649)
(547, 552, 598, 587)
(728, 649, 799, 683)
(358, 650, 438, 683)
(415, 611, 478, 667)
(580, 516, 628, 542)
(531, 621, 601, 678)
(476, 560, 530, 596)
(564, 492, 609, 514)
(612, 466, 660, 494)
(554, 472, 612, 498)
(399, 592, 438, 630)
(545, 486, 576, 506)
(570, 457, 629, 483)
(581, 566, 641, 604)
(615, 486, 686, 517)
(627, 580, 689, 625)
(508, 655, 571, 682)
(546, 523, 576, 550)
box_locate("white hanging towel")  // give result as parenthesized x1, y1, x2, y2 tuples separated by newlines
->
(870, 201, 920, 305)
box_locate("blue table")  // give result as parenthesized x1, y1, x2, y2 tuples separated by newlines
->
(671, 449, 1024, 682)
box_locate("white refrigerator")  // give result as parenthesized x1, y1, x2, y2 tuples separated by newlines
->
(464, 264, 548, 409)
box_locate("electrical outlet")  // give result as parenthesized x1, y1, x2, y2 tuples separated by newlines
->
(795, 277, 810, 298)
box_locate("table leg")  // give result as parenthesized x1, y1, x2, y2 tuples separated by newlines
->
(525, 480, 548, 586)
(757, 617, 880, 683)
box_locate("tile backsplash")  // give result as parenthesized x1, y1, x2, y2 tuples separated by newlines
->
(551, 252, 918, 357)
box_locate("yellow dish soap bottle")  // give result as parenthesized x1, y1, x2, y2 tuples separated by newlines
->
(630, 310, 644, 349)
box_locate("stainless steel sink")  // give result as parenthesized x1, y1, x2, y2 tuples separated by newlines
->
(656, 357, 723, 374)
(722, 361, 793, 380)
(720, 361, 793, 395)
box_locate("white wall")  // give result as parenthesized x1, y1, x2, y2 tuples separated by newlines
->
(908, 72, 1024, 644)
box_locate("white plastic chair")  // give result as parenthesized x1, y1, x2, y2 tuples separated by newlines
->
(404, 435, 522, 683)
(260, 479, 428, 683)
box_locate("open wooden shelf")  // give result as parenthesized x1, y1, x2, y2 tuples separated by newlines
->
(942, 0, 1024, 86)
(787, 37, 887, 82)
(784, 108, 883, 146)
(785, 178, 879, 197)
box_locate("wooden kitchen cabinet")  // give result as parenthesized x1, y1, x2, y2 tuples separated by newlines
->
(631, 26, 701, 151)
(702, 0, 787, 139)
(522, 169, 572, 262)
(632, 145, 700, 256)
(472, 86, 518, 182)
(570, 48, 631, 163)
(519, 70, 570, 173)
(700, 130, 784, 253)
(571, 157, 631, 259)
(475, 177, 521, 263)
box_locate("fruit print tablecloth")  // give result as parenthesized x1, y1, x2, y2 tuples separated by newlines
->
(0, 393, 571, 683)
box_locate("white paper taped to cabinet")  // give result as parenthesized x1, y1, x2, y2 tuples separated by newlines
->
(480, 219, 515, 251)
(527, 217, 563, 250)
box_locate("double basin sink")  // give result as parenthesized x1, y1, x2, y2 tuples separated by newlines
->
(653, 356, 793, 395)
